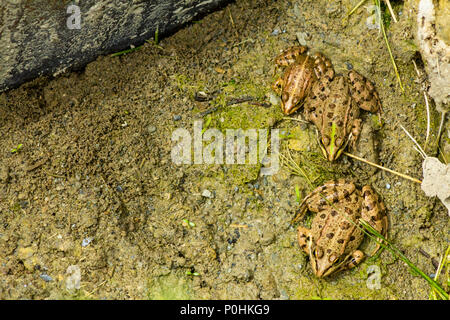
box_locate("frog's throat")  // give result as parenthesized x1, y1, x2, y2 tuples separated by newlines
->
(324, 254, 355, 277)
(317, 252, 355, 278)
(308, 233, 356, 277)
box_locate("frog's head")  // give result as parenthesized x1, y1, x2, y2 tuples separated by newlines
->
(281, 92, 303, 115)
(318, 123, 350, 161)
(310, 246, 342, 277)
(280, 90, 303, 115)
(310, 246, 364, 277)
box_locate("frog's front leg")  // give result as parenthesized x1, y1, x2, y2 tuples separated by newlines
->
(346, 250, 365, 269)
(311, 52, 334, 84)
(349, 118, 362, 150)
(292, 179, 356, 224)
(272, 77, 284, 95)
(274, 45, 308, 66)
(360, 186, 388, 255)
(297, 226, 311, 254)
(348, 71, 382, 116)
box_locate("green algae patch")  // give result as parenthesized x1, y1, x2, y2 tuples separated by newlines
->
(281, 125, 344, 187)
(148, 273, 195, 300)
(289, 260, 397, 300)
(197, 83, 284, 186)
(292, 275, 397, 300)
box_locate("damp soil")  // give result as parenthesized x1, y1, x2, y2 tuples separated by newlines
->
(0, 0, 448, 299)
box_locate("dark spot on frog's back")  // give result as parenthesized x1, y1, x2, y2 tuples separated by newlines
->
(331, 210, 337, 216)
(326, 233, 334, 239)
(337, 239, 344, 244)
(344, 207, 353, 215)
(340, 221, 350, 230)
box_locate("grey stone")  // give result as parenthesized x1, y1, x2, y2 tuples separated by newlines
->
(202, 189, 214, 198)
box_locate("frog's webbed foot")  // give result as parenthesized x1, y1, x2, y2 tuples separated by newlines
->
(311, 52, 334, 84)
(274, 45, 308, 66)
(348, 71, 383, 121)
(361, 186, 388, 256)
(297, 226, 311, 254)
(292, 179, 356, 225)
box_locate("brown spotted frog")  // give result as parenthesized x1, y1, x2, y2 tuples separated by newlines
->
(273, 46, 382, 161)
(292, 179, 388, 278)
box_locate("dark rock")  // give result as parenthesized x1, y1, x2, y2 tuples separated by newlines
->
(0, 0, 232, 92)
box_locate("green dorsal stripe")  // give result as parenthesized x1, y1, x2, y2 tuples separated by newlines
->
(329, 122, 336, 157)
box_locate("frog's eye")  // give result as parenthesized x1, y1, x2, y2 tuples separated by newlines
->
(282, 92, 289, 101)
(322, 135, 330, 146)
(315, 248, 324, 259)
(335, 137, 343, 146)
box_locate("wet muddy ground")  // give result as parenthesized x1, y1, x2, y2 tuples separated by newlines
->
(0, 0, 448, 299)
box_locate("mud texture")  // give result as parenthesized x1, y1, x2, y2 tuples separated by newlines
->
(0, 0, 448, 299)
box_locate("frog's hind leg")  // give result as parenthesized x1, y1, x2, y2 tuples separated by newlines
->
(291, 179, 356, 225)
(348, 70, 383, 117)
(274, 46, 308, 66)
(311, 52, 334, 84)
(360, 186, 388, 256)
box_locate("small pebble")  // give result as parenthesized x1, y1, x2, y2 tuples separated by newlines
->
(202, 189, 214, 198)
(40, 274, 53, 282)
(116, 185, 123, 192)
(296, 32, 308, 46)
(271, 29, 280, 36)
(345, 61, 353, 70)
(82, 237, 93, 247)
(65, 265, 81, 290)
(386, 183, 391, 190)
(173, 115, 182, 121)
(268, 92, 281, 106)
(147, 125, 157, 133)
